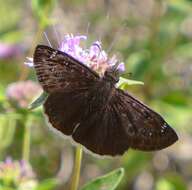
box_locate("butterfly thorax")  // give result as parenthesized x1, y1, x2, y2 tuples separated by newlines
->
(87, 77, 116, 113)
(86, 68, 119, 111)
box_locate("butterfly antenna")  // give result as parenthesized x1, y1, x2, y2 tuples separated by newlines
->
(85, 22, 91, 49)
(52, 24, 61, 48)
(107, 22, 126, 54)
(107, 30, 122, 54)
(86, 22, 90, 36)
(43, 32, 52, 47)
(96, 11, 111, 46)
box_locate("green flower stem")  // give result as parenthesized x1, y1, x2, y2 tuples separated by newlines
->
(22, 116, 33, 162)
(70, 145, 83, 190)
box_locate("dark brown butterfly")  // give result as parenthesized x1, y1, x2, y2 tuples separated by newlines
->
(33, 45, 178, 156)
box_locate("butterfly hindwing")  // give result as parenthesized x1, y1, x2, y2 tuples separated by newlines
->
(72, 87, 178, 156)
(72, 104, 130, 156)
(44, 90, 88, 136)
(33, 45, 99, 93)
(71, 85, 131, 156)
(116, 89, 178, 151)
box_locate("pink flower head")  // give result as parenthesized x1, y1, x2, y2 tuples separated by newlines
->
(25, 34, 125, 75)
(0, 42, 21, 59)
(6, 80, 42, 108)
(58, 34, 125, 75)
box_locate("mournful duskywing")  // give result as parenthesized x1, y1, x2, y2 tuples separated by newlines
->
(33, 45, 178, 156)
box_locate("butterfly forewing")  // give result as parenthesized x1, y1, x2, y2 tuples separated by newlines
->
(33, 45, 99, 93)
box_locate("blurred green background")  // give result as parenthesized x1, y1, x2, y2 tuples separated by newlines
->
(0, 0, 192, 189)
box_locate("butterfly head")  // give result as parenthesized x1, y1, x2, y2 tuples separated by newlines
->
(103, 64, 120, 84)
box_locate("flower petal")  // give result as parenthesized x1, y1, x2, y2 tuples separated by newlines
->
(117, 62, 125, 72)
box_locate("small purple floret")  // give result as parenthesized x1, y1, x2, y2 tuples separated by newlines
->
(117, 62, 125, 72)
(6, 80, 42, 108)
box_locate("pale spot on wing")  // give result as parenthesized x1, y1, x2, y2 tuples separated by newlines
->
(50, 51, 58, 59)
(72, 123, 80, 134)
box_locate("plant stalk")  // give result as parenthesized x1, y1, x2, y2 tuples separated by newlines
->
(22, 116, 33, 162)
(70, 145, 83, 190)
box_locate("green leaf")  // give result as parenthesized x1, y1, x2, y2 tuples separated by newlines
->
(29, 91, 48, 110)
(35, 178, 58, 190)
(81, 168, 124, 190)
(117, 77, 144, 90)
